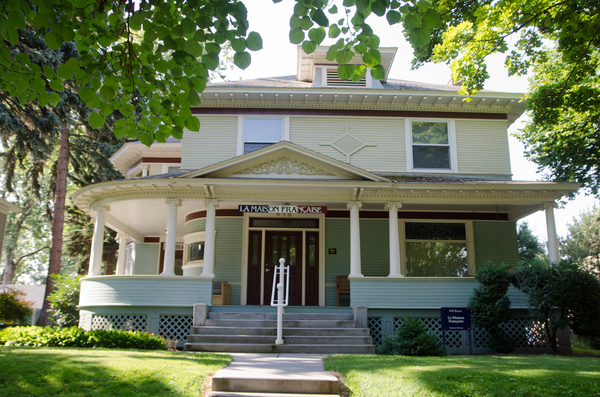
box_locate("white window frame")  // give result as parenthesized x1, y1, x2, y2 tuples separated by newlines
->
(237, 116, 290, 156)
(405, 119, 458, 173)
(399, 219, 476, 277)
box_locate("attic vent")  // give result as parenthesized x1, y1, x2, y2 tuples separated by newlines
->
(326, 69, 367, 87)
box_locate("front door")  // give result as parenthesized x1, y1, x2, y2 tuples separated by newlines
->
(264, 231, 302, 306)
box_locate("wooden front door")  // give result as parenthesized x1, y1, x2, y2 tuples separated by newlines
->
(246, 228, 319, 306)
(264, 231, 302, 306)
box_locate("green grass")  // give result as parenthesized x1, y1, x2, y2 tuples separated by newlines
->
(324, 354, 600, 397)
(0, 346, 231, 397)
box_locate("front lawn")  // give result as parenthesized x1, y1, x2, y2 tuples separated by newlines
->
(0, 346, 231, 397)
(324, 354, 600, 397)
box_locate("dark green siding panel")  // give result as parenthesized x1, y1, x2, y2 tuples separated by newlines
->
(473, 221, 520, 267)
(325, 219, 350, 307)
(186, 219, 206, 234)
(214, 218, 243, 304)
(360, 219, 389, 277)
(134, 243, 159, 275)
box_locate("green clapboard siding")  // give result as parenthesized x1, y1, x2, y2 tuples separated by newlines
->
(324, 219, 350, 306)
(361, 219, 389, 277)
(214, 218, 243, 305)
(351, 277, 529, 308)
(473, 221, 520, 266)
(79, 277, 212, 307)
(186, 218, 206, 234)
(133, 243, 159, 275)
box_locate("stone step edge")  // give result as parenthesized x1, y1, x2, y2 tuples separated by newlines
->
(211, 377, 338, 394)
(209, 392, 340, 397)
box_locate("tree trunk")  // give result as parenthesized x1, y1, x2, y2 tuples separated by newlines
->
(37, 126, 70, 326)
(1, 249, 15, 284)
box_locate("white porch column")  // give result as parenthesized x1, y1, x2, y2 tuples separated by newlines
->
(161, 198, 181, 276)
(201, 199, 219, 278)
(386, 202, 403, 277)
(347, 201, 363, 278)
(115, 233, 129, 275)
(545, 202, 560, 263)
(88, 204, 109, 276)
(142, 164, 149, 177)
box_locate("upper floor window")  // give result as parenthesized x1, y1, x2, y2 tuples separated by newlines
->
(244, 118, 283, 154)
(407, 120, 457, 172)
(237, 116, 289, 155)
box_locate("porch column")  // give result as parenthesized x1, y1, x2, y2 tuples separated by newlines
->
(201, 199, 219, 278)
(115, 233, 129, 275)
(347, 201, 363, 278)
(88, 204, 109, 276)
(161, 198, 181, 276)
(545, 202, 560, 263)
(386, 202, 403, 277)
(142, 164, 149, 177)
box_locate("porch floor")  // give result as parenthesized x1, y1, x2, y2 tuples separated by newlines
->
(209, 305, 353, 314)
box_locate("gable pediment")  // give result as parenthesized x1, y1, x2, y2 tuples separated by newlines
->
(179, 141, 389, 182)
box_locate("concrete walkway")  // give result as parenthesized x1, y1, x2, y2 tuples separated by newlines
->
(209, 353, 340, 396)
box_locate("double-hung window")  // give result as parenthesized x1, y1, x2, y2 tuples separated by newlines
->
(404, 222, 472, 277)
(243, 118, 284, 154)
(407, 120, 456, 171)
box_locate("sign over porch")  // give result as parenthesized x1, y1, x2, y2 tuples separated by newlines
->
(239, 205, 327, 214)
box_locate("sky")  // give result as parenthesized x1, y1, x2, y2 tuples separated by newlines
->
(218, 0, 599, 243)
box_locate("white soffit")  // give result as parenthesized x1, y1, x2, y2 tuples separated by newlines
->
(110, 142, 182, 176)
(0, 198, 21, 214)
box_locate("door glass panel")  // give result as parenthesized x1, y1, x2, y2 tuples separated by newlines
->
(308, 235, 316, 266)
(289, 236, 296, 266)
(281, 236, 288, 265)
(271, 235, 278, 265)
(252, 234, 259, 265)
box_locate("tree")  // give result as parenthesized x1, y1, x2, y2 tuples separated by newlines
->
(0, 27, 125, 324)
(561, 206, 600, 278)
(0, 0, 441, 144)
(512, 260, 600, 353)
(416, 0, 600, 196)
(517, 221, 545, 262)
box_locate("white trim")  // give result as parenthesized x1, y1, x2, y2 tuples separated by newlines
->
(406, 119, 458, 173)
(237, 116, 244, 156)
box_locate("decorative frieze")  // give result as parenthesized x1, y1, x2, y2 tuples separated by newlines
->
(232, 156, 336, 177)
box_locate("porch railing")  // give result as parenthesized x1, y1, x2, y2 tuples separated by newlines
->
(270, 258, 289, 345)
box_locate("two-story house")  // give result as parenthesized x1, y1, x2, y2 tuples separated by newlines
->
(73, 47, 578, 353)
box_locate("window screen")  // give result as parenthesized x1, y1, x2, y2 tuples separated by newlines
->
(244, 118, 283, 154)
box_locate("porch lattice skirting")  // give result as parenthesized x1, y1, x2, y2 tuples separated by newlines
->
(368, 316, 558, 354)
(79, 314, 193, 344)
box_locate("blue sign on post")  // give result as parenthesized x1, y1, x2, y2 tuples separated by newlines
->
(440, 307, 473, 355)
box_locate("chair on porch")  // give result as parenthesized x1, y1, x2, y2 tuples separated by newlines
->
(336, 276, 350, 307)
(212, 281, 230, 305)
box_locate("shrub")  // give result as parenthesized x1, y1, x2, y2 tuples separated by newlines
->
(380, 317, 446, 356)
(468, 263, 515, 353)
(0, 326, 167, 350)
(512, 259, 600, 353)
(0, 289, 32, 325)
(48, 274, 82, 327)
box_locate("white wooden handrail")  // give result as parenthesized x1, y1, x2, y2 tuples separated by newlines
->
(270, 257, 289, 345)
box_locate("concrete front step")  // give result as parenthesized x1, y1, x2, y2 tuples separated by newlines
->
(205, 319, 356, 328)
(190, 326, 370, 336)
(187, 334, 372, 345)
(185, 342, 376, 354)
(211, 375, 338, 394)
(210, 392, 339, 397)
(208, 312, 354, 321)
